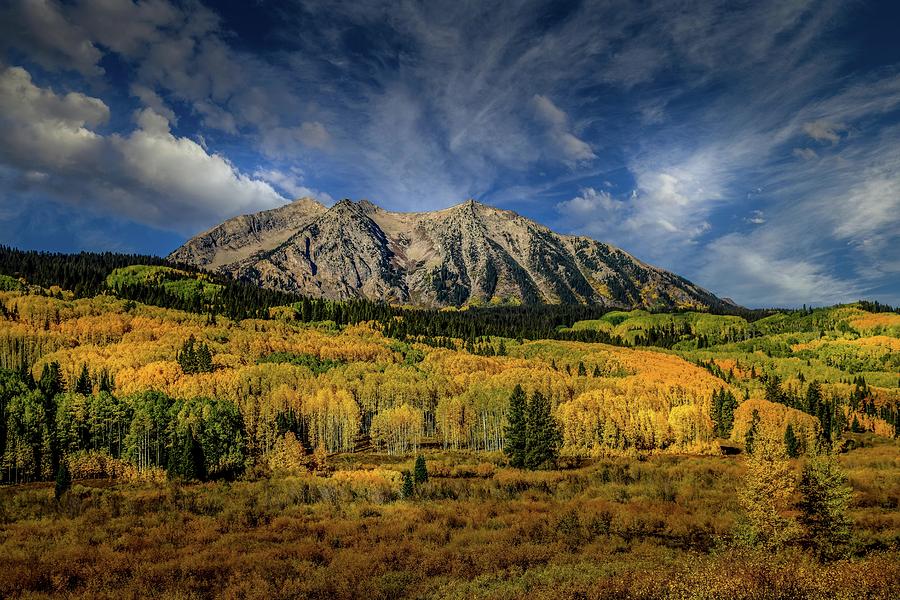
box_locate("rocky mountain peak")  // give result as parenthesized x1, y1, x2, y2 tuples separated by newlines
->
(169, 198, 728, 310)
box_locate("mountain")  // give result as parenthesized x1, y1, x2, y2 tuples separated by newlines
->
(169, 198, 731, 310)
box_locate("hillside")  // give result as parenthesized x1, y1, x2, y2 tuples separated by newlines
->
(170, 198, 731, 310)
(1, 257, 898, 599)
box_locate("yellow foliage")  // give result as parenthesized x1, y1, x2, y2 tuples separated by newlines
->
(732, 399, 820, 453)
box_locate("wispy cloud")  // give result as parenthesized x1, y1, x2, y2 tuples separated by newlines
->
(0, 0, 898, 305)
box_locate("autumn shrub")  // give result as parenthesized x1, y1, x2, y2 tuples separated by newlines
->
(66, 450, 128, 480)
(330, 468, 402, 503)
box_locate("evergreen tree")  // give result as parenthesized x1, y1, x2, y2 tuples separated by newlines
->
(401, 470, 415, 499)
(55, 459, 71, 500)
(504, 385, 527, 468)
(745, 409, 761, 455)
(765, 375, 783, 405)
(74, 363, 92, 395)
(577, 361, 587, 377)
(414, 455, 428, 484)
(784, 424, 800, 458)
(177, 335, 198, 374)
(524, 390, 560, 469)
(850, 416, 864, 433)
(169, 430, 207, 481)
(592, 365, 601, 377)
(798, 456, 853, 560)
(806, 380, 822, 415)
(710, 389, 723, 437)
(196, 343, 213, 372)
(721, 390, 737, 436)
(38, 361, 63, 399)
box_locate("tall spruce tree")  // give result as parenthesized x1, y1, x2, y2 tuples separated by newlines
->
(784, 424, 800, 458)
(74, 364, 92, 395)
(401, 470, 415, 499)
(745, 409, 761, 455)
(721, 390, 737, 436)
(55, 459, 71, 500)
(798, 456, 853, 560)
(414, 455, 428, 484)
(524, 390, 560, 470)
(504, 385, 527, 468)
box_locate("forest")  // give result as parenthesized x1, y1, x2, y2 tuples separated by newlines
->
(1, 250, 898, 599)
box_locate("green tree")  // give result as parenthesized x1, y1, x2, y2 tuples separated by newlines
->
(577, 361, 587, 377)
(168, 424, 207, 482)
(745, 409, 760, 455)
(806, 380, 822, 415)
(401, 470, 415, 499)
(413, 455, 428, 484)
(74, 364, 92, 395)
(784, 424, 800, 458)
(38, 362, 63, 399)
(524, 390, 560, 470)
(798, 456, 853, 560)
(504, 385, 527, 468)
(55, 458, 71, 500)
(196, 343, 213, 372)
(720, 390, 737, 437)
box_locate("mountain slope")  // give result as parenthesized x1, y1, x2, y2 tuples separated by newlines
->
(169, 198, 730, 310)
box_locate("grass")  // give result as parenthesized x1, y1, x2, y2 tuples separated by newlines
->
(1, 438, 897, 599)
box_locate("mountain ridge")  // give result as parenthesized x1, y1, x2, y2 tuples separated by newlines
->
(169, 197, 733, 310)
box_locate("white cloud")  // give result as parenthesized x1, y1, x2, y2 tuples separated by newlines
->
(0, 66, 287, 232)
(803, 120, 844, 144)
(792, 147, 818, 160)
(253, 168, 334, 204)
(744, 210, 766, 225)
(130, 83, 177, 124)
(532, 95, 596, 165)
(0, 0, 103, 76)
(556, 187, 625, 219)
(702, 232, 857, 306)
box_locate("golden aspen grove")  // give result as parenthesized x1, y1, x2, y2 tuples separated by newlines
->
(0, 255, 898, 599)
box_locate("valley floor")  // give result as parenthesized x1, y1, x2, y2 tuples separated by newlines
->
(2, 436, 898, 600)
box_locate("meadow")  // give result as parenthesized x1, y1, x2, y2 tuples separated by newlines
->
(1, 436, 898, 599)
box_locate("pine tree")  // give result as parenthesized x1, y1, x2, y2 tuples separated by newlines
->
(414, 455, 428, 484)
(710, 389, 723, 437)
(504, 385, 527, 468)
(577, 361, 587, 377)
(196, 343, 213, 372)
(721, 390, 737, 436)
(850, 415, 864, 433)
(745, 409, 760, 455)
(55, 459, 71, 500)
(798, 456, 853, 560)
(177, 335, 197, 374)
(592, 365, 601, 377)
(784, 424, 800, 458)
(806, 380, 822, 415)
(401, 470, 415, 499)
(38, 361, 63, 399)
(524, 390, 560, 469)
(74, 363, 92, 395)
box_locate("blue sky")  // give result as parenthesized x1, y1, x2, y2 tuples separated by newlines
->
(1, 0, 899, 307)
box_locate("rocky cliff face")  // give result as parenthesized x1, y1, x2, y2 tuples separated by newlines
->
(169, 198, 729, 309)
